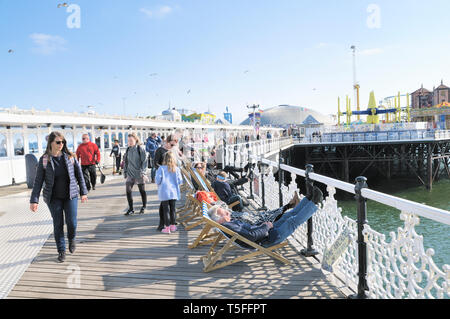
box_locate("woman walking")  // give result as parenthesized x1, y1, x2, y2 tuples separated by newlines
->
(29, 132, 88, 263)
(123, 133, 148, 216)
(155, 152, 183, 233)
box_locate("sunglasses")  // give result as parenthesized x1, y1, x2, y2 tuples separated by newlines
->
(55, 140, 65, 145)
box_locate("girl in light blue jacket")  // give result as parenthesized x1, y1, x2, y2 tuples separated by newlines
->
(155, 151, 183, 233)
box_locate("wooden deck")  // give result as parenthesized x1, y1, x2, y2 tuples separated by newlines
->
(6, 177, 346, 299)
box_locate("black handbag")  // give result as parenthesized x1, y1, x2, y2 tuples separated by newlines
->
(97, 164, 106, 184)
(148, 154, 154, 169)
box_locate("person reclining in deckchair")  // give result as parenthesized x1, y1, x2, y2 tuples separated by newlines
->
(202, 190, 301, 225)
(208, 187, 323, 248)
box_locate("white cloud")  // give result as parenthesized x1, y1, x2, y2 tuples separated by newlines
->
(30, 33, 67, 55)
(140, 5, 174, 19)
(359, 48, 384, 56)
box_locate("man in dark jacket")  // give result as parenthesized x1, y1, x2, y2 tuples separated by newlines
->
(208, 187, 323, 248)
(146, 133, 162, 182)
(211, 171, 243, 211)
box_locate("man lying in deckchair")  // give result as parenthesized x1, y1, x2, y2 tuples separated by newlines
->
(200, 190, 301, 225)
(207, 187, 323, 248)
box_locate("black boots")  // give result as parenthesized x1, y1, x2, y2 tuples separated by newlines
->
(125, 208, 135, 216)
(309, 186, 323, 205)
(139, 207, 145, 215)
(69, 240, 76, 254)
(57, 251, 66, 263)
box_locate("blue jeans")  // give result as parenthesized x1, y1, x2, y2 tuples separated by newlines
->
(262, 197, 318, 247)
(47, 197, 78, 252)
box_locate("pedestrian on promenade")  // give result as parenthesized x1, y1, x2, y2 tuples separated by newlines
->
(123, 133, 148, 216)
(154, 134, 178, 170)
(29, 131, 88, 263)
(110, 139, 122, 175)
(146, 132, 162, 183)
(76, 133, 101, 191)
(155, 151, 184, 233)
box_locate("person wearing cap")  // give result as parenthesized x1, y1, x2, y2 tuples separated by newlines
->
(211, 171, 243, 211)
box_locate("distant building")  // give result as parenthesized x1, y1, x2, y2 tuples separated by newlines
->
(240, 104, 333, 128)
(182, 111, 216, 124)
(224, 106, 232, 124)
(156, 108, 182, 122)
(410, 81, 450, 129)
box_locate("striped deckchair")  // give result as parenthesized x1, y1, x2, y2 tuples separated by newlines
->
(199, 202, 290, 273)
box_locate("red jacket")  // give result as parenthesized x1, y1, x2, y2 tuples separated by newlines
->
(76, 142, 101, 166)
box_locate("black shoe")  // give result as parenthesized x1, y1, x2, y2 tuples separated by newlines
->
(312, 186, 323, 205)
(157, 225, 164, 231)
(92, 186, 96, 190)
(138, 207, 145, 214)
(125, 209, 134, 216)
(57, 251, 66, 263)
(69, 240, 76, 254)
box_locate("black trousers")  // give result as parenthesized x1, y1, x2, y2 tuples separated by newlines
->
(126, 179, 147, 211)
(115, 155, 121, 172)
(82, 165, 97, 191)
(160, 200, 176, 227)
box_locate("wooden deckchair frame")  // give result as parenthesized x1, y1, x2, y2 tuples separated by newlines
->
(186, 165, 240, 209)
(198, 202, 290, 273)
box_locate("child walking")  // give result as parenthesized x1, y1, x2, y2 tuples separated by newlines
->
(155, 151, 183, 233)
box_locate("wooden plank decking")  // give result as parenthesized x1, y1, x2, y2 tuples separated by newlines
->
(6, 177, 346, 299)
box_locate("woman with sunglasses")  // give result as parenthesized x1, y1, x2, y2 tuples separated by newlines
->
(30, 132, 88, 263)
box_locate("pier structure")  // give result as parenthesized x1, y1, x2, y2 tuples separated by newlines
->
(224, 140, 450, 299)
(0, 107, 284, 187)
(0, 135, 448, 299)
(293, 129, 450, 190)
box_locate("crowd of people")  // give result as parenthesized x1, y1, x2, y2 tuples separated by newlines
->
(29, 129, 322, 263)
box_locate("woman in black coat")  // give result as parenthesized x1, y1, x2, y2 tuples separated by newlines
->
(30, 131, 88, 263)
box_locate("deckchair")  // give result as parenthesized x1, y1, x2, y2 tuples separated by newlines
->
(177, 167, 197, 215)
(177, 193, 208, 231)
(186, 165, 240, 210)
(199, 202, 290, 273)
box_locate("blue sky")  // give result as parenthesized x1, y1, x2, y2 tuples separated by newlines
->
(1, 0, 450, 124)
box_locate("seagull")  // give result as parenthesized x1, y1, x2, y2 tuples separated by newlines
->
(8, 49, 14, 53)
(187, 89, 191, 94)
(149, 73, 158, 77)
(244, 70, 249, 74)
(57, 3, 69, 8)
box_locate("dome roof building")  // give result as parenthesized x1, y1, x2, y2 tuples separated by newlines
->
(240, 104, 333, 127)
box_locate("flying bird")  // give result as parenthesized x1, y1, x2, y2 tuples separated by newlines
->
(149, 73, 158, 77)
(8, 49, 14, 53)
(244, 70, 249, 74)
(187, 89, 191, 94)
(57, 3, 69, 8)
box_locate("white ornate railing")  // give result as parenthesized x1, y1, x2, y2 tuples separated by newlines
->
(217, 139, 450, 299)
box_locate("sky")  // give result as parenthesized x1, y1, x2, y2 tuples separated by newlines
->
(1, 0, 450, 124)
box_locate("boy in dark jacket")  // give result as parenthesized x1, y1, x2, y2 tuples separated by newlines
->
(211, 172, 243, 211)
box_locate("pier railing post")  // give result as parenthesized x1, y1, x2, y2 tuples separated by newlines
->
(300, 164, 319, 257)
(247, 149, 254, 200)
(258, 162, 268, 211)
(349, 176, 370, 299)
(278, 150, 284, 207)
(223, 139, 227, 167)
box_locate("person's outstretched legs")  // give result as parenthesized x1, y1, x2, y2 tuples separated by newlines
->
(263, 199, 318, 247)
